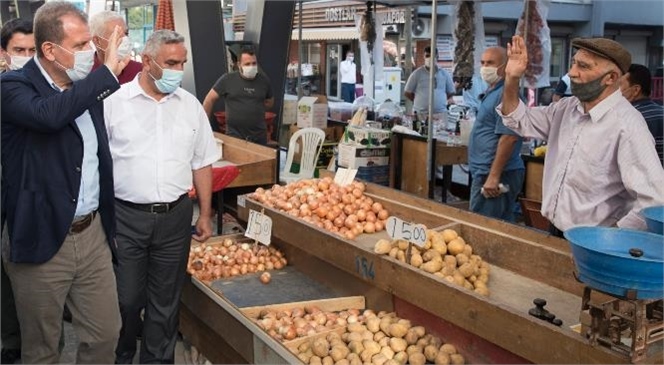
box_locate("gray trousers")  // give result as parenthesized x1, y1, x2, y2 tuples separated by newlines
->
(3, 214, 121, 364)
(114, 198, 192, 364)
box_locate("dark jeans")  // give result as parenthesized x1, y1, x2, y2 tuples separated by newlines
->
(1, 261, 20, 350)
(341, 83, 356, 103)
(470, 169, 525, 223)
(114, 198, 193, 364)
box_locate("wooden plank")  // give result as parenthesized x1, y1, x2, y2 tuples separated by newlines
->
(216, 133, 275, 160)
(435, 142, 468, 165)
(400, 137, 429, 198)
(237, 199, 633, 364)
(180, 280, 254, 363)
(241, 296, 366, 319)
(525, 159, 544, 201)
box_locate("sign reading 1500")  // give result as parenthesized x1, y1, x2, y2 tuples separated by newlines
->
(324, 7, 406, 24)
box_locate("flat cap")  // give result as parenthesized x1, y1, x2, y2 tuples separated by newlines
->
(571, 37, 631, 74)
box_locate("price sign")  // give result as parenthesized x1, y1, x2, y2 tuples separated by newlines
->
(245, 209, 272, 245)
(386, 216, 427, 248)
(334, 167, 358, 187)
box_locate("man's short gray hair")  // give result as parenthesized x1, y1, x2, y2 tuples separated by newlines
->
(143, 30, 184, 59)
(89, 10, 124, 37)
(34, 1, 87, 57)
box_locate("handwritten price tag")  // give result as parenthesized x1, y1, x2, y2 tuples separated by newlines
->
(245, 209, 272, 246)
(386, 216, 427, 248)
(334, 167, 358, 187)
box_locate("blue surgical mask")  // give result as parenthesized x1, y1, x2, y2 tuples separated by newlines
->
(53, 43, 95, 81)
(149, 59, 183, 94)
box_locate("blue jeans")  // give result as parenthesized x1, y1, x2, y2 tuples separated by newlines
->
(341, 83, 355, 103)
(469, 169, 525, 222)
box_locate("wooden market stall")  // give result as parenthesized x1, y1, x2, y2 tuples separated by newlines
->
(179, 180, 663, 364)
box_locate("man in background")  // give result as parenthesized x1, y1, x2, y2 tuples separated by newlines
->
(468, 47, 524, 222)
(1, 18, 35, 72)
(552, 72, 573, 102)
(90, 10, 141, 84)
(620, 63, 663, 165)
(203, 48, 274, 145)
(340, 50, 356, 103)
(405, 46, 455, 115)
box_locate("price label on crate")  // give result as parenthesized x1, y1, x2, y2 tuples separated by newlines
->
(386, 216, 427, 248)
(334, 167, 358, 187)
(245, 209, 272, 246)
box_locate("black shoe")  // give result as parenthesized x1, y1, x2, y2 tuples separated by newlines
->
(1, 349, 21, 364)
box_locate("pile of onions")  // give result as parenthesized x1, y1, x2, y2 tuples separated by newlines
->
(187, 238, 287, 282)
(255, 306, 371, 342)
(250, 178, 390, 240)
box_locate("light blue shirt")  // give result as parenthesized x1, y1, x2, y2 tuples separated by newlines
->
(462, 75, 488, 114)
(405, 66, 455, 113)
(468, 79, 523, 178)
(34, 57, 99, 217)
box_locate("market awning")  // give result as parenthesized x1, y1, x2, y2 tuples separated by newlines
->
(291, 27, 358, 41)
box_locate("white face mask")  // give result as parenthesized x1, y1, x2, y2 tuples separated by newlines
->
(347, 55, 354, 61)
(424, 57, 433, 68)
(241, 65, 258, 79)
(53, 43, 95, 82)
(98, 36, 132, 60)
(8, 54, 31, 70)
(480, 66, 501, 85)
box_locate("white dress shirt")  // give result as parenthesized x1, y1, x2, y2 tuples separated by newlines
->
(498, 89, 664, 231)
(340, 59, 356, 84)
(104, 75, 220, 203)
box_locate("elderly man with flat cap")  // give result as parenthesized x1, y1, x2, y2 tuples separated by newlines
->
(497, 35, 664, 237)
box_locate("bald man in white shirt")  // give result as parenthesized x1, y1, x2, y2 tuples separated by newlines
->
(104, 30, 219, 363)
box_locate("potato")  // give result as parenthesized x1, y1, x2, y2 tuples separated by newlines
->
(378, 336, 389, 347)
(349, 357, 362, 365)
(299, 342, 312, 353)
(371, 353, 388, 365)
(388, 247, 399, 259)
(360, 347, 380, 363)
(441, 228, 458, 241)
(404, 329, 420, 345)
(408, 352, 426, 365)
(322, 356, 334, 365)
(392, 351, 408, 365)
(347, 353, 360, 362)
(347, 332, 363, 343)
(374, 331, 386, 342)
(424, 345, 439, 362)
(384, 360, 401, 365)
(362, 340, 381, 354)
(298, 352, 312, 363)
(450, 353, 465, 365)
(335, 359, 349, 365)
(406, 345, 422, 355)
(396, 240, 409, 250)
(439, 344, 457, 355)
(441, 265, 456, 277)
(313, 338, 330, 357)
(380, 346, 395, 359)
(462, 244, 473, 257)
(348, 323, 366, 333)
(361, 330, 374, 341)
(348, 341, 364, 354)
(374, 239, 392, 254)
(396, 250, 406, 262)
(455, 253, 469, 266)
(435, 352, 451, 365)
(308, 355, 321, 364)
(422, 249, 442, 262)
(327, 332, 342, 342)
(379, 319, 393, 334)
(444, 276, 455, 284)
(474, 286, 490, 296)
(388, 323, 409, 338)
(330, 339, 345, 348)
(389, 337, 407, 352)
(429, 336, 442, 349)
(330, 346, 349, 362)
(410, 254, 423, 268)
(447, 239, 465, 255)
(463, 280, 474, 290)
(443, 255, 457, 268)
(478, 274, 489, 283)
(421, 260, 443, 273)
(453, 273, 465, 286)
(458, 263, 474, 278)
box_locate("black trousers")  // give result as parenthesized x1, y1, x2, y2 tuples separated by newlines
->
(114, 198, 193, 364)
(1, 260, 20, 350)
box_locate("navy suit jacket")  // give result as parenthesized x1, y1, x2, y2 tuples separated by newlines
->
(1, 59, 119, 263)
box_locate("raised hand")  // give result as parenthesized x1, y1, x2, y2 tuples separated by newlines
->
(505, 35, 528, 80)
(103, 25, 130, 77)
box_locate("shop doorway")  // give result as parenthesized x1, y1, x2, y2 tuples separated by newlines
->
(326, 43, 352, 100)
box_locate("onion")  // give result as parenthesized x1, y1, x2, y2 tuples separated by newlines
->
(356, 210, 367, 222)
(377, 209, 389, 220)
(352, 188, 363, 198)
(364, 222, 376, 233)
(260, 272, 271, 284)
(374, 220, 385, 231)
(372, 202, 383, 213)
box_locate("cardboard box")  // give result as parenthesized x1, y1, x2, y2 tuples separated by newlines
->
(343, 125, 391, 148)
(297, 95, 328, 129)
(282, 94, 297, 125)
(337, 143, 390, 168)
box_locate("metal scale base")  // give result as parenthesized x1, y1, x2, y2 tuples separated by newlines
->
(579, 286, 663, 363)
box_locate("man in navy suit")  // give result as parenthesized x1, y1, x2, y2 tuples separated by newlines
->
(0, 2, 129, 363)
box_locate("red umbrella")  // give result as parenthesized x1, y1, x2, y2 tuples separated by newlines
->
(155, 0, 175, 31)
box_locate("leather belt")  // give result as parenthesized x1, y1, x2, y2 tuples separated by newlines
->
(70, 211, 97, 234)
(116, 194, 187, 214)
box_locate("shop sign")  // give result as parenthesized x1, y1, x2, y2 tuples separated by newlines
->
(381, 9, 406, 24)
(324, 7, 357, 22)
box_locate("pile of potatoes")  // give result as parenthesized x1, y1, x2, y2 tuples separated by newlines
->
(255, 306, 366, 342)
(294, 311, 464, 365)
(187, 238, 287, 281)
(373, 229, 490, 296)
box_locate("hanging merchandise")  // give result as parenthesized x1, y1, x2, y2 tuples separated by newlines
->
(516, 0, 552, 89)
(355, 6, 384, 100)
(452, 0, 476, 91)
(360, 2, 377, 65)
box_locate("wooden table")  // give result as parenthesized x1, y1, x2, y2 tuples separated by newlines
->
(390, 132, 468, 203)
(212, 133, 277, 234)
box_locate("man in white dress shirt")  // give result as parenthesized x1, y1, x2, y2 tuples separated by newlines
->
(499, 35, 664, 236)
(339, 50, 356, 103)
(104, 30, 219, 363)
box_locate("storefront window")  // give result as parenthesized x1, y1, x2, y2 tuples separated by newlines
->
(126, 4, 155, 59)
(550, 37, 566, 82)
(304, 43, 322, 64)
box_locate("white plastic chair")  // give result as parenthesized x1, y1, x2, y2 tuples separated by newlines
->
(280, 128, 326, 184)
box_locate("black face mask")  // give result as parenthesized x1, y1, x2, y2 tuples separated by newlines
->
(570, 71, 611, 102)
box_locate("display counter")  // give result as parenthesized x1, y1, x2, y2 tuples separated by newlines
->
(179, 180, 662, 364)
